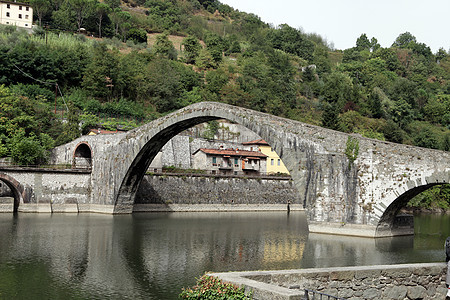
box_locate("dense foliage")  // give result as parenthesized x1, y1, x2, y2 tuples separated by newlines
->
(180, 275, 252, 299)
(1, 0, 449, 206)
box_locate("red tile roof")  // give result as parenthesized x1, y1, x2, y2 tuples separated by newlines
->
(88, 129, 118, 135)
(196, 148, 267, 158)
(242, 139, 270, 146)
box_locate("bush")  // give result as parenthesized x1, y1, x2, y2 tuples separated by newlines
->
(180, 274, 252, 299)
(128, 28, 148, 44)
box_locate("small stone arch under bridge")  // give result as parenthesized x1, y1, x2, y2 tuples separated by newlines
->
(37, 102, 450, 236)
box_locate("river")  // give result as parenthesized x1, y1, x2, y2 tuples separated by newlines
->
(0, 212, 448, 299)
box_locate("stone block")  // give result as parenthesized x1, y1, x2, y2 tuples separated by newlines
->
(383, 285, 407, 299)
(362, 287, 380, 299)
(407, 285, 426, 299)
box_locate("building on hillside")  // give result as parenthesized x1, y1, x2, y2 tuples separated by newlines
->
(192, 147, 267, 176)
(88, 129, 119, 135)
(0, 1, 32, 28)
(243, 139, 290, 175)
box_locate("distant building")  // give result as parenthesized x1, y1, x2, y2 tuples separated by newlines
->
(243, 139, 290, 175)
(88, 129, 119, 135)
(0, 1, 33, 28)
(192, 147, 267, 175)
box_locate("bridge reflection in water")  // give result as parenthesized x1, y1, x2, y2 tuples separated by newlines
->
(0, 212, 448, 300)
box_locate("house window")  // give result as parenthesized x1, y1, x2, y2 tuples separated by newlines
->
(25, 15, 29, 19)
(26, 7, 29, 11)
(212, 157, 217, 165)
(19, 6, 22, 10)
(271, 148, 274, 152)
(6, 12, 10, 17)
(234, 158, 238, 165)
(277, 159, 281, 166)
(6, 4, 10, 8)
(19, 14, 22, 18)
(271, 159, 274, 166)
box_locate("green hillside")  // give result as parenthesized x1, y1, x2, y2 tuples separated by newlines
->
(1, 0, 449, 169)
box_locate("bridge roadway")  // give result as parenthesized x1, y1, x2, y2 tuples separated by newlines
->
(0, 102, 449, 237)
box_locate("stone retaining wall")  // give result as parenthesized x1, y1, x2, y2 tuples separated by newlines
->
(135, 174, 301, 207)
(212, 263, 448, 300)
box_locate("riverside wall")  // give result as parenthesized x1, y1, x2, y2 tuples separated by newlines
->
(134, 173, 302, 211)
(213, 263, 449, 300)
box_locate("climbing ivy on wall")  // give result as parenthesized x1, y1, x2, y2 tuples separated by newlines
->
(345, 136, 359, 169)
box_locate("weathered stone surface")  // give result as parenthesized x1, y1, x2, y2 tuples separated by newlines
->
(363, 287, 380, 299)
(135, 174, 300, 205)
(407, 285, 426, 299)
(384, 285, 407, 299)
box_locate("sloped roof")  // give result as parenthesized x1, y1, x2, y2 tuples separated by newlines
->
(242, 139, 270, 146)
(195, 148, 267, 158)
(88, 129, 118, 135)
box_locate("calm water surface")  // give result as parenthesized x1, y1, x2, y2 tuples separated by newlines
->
(0, 212, 449, 299)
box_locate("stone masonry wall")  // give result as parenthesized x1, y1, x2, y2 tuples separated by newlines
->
(135, 174, 300, 205)
(276, 263, 448, 299)
(213, 263, 448, 300)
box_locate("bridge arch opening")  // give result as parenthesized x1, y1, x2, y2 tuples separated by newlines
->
(73, 142, 92, 169)
(376, 181, 449, 237)
(0, 173, 26, 213)
(114, 115, 293, 213)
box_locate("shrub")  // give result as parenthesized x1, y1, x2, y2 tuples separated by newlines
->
(180, 274, 252, 299)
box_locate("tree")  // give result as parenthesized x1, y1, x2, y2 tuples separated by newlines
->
(182, 35, 201, 64)
(268, 24, 314, 61)
(67, 0, 94, 31)
(128, 28, 147, 44)
(413, 127, 439, 149)
(392, 32, 417, 48)
(95, 2, 111, 38)
(321, 102, 340, 130)
(82, 43, 120, 99)
(196, 48, 215, 70)
(355, 33, 371, 51)
(154, 32, 177, 60)
(110, 8, 130, 36)
(204, 32, 223, 64)
(31, 0, 51, 26)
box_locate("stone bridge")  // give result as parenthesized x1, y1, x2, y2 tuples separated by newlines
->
(1, 102, 449, 237)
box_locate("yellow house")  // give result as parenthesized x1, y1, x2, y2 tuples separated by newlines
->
(0, 1, 33, 28)
(243, 139, 290, 175)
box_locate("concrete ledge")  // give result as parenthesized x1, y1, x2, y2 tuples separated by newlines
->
(309, 222, 378, 237)
(0, 197, 14, 212)
(51, 203, 79, 213)
(0, 203, 13, 212)
(18, 203, 52, 213)
(211, 263, 448, 300)
(133, 204, 303, 212)
(77, 204, 115, 214)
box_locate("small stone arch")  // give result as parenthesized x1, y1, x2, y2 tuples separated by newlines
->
(73, 142, 92, 169)
(375, 172, 449, 237)
(0, 173, 29, 212)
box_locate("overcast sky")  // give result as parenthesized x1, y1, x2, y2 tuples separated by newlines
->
(220, 0, 449, 53)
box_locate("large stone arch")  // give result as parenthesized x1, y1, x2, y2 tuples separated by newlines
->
(112, 104, 296, 213)
(374, 171, 449, 237)
(0, 173, 29, 212)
